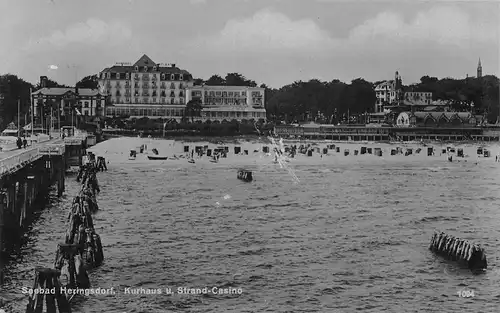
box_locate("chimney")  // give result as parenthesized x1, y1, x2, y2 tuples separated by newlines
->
(171, 64, 176, 68)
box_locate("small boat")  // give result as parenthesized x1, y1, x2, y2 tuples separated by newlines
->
(129, 150, 137, 160)
(188, 158, 195, 164)
(147, 155, 169, 160)
(237, 169, 253, 182)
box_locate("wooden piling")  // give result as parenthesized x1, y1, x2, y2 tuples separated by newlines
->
(54, 243, 90, 290)
(429, 231, 487, 272)
(25, 267, 71, 313)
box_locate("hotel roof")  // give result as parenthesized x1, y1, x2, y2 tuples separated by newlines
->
(32, 88, 103, 97)
(100, 54, 191, 75)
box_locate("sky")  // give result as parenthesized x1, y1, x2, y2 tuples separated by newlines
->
(0, 0, 498, 88)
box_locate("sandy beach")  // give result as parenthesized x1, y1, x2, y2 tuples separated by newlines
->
(88, 136, 500, 167)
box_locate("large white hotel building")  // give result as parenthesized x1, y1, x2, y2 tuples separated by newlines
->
(99, 54, 266, 122)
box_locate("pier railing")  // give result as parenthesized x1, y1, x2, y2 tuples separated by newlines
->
(39, 144, 65, 155)
(0, 148, 41, 177)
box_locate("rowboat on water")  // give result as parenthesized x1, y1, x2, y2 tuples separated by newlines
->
(147, 155, 169, 160)
(188, 158, 195, 163)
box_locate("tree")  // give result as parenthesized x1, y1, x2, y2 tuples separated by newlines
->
(193, 78, 204, 86)
(185, 99, 203, 123)
(0, 74, 34, 129)
(35, 78, 68, 90)
(205, 75, 226, 86)
(76, 75, 99, 89)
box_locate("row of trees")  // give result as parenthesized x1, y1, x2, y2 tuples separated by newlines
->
(1, 70, 499, 131)
(105, 116, 271, 136)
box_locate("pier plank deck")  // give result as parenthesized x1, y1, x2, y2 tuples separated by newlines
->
(0, 138, 67, 178)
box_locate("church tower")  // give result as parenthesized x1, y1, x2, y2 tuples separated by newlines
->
(477, 58, 482, 78)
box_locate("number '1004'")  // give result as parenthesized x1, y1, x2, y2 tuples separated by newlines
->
(457, 290, 474, 297)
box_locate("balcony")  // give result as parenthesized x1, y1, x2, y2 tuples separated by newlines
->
(160, 84, 166, 89)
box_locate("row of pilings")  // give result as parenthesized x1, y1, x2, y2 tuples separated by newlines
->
(25, 159, 106, 313)
(429, 231, 488, 272)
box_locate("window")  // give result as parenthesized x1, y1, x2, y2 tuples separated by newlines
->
(84, 102, 89, 108)
(161, 91, 166, 97)
(153, 66, 157, 71)
(179, 83, 183, 89)
(161, 74, 165, 79)
(143, 66, 148, 72)
(135, 97, 139, 103)
(171, 98, 175, 104)
(107, 73, 111, 78)
(170, 91, 175, 97)
(143, 97, 148, 103)
(152, 91, 157, 97)
(117, 73, 120, 79)
(170, 74, 174, 80)
(180, 74, 183, 80)
(170, 83, 175, 89)
(152, 98, 156, 103)
(228, 92, 233, 96)
(179, 91, 184, 97)
(135, 66, 138, 72)
(126, 73, 129, 79)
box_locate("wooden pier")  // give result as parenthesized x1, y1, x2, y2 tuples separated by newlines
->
(0, 133, 90, 284)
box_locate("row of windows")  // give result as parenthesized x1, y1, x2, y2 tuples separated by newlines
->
(115, 91, 184, 97)
(106, 107, 185, 117)
(110, 97, 185, 105)
(105, 82, 185, 89)
(202, 111, 266, 118)
(194, 90, 260, 97)
(101, 72, 185, 80)
(105, 107, 266, 118)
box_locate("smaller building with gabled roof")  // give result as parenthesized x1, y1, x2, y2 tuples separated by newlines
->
(31, 87, 106, 122)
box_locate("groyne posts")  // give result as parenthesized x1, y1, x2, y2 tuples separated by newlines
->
(25, 267, 71, 313)
(429, 231, 487, 272)
(26, 162, 104, 312)
(54, 243, 90, 290)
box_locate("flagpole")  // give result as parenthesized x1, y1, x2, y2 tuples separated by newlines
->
(30, 88, 34, 143)
(17, 98, 20, 136)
